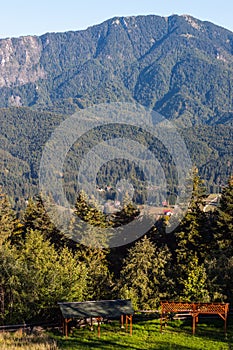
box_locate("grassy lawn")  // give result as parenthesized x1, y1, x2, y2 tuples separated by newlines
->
(0, 315, 232, 349)
(52, 314, 233, 349)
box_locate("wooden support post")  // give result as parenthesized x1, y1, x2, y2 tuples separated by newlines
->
(64, 318, 72, 338)
(65, 319, 68, 338)
(124, 315, 132, 335)
(224, 305, 228, 336)
(121, 314, 124, 329)
(129, 315, 133, 336)
(18, 327, 23, 337)
(192, 315, 196, 335)
(61, 313, 65, 335)
(160, 310, 163, 333)
(97, 319, 101, 338)
(62, 319, 65, 336)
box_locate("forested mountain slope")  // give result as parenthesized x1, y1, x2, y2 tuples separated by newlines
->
(0, 14, 233, 206)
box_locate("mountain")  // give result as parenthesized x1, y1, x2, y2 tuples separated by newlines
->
(1, 14, 233, 125)
(0, 14, 233, 207)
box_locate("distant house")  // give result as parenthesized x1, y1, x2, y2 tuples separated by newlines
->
(163, 209, 173, 216)
(203, 194, 221, 212)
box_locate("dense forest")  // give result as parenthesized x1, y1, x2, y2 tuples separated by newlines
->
(1, 106, 233, 211)
(0, 173, 232, 325)
(1, 14, 233, 206)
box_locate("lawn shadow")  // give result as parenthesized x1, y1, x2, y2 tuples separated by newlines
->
(57, 337, 195, 350)
(57, 335, 141, 350)
(165, 316, 233, 346)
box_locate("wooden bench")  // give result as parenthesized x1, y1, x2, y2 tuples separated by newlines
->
(160, 301, 229, 335)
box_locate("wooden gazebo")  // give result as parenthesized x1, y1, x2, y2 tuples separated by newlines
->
(58, 299, 134, 338)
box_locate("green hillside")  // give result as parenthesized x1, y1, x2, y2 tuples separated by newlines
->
(0, 14, 233, 205)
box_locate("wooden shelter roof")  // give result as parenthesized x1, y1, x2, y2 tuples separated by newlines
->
(58, 299, 134, 319)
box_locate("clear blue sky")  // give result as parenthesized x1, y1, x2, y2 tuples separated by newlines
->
(1, 0, 233, 39)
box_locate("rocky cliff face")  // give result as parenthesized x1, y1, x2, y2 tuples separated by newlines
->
(0, 36, 45, 87)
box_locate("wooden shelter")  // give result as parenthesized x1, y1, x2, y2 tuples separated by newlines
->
(160, 301, 229, 335)
(58, 299, 134, 338)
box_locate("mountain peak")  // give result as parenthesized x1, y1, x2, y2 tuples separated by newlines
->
(0, 13, 232, 127)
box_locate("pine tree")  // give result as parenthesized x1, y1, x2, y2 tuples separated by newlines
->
(16, 229, 87, 322)
(77, 243, 112, 300)
(175, 171, 212, 266)
(22, 195, 64, 247)
(207, 176, 233, 301)
(111, 195, 140, 227)
(69, 191, 112, 299)
(181, 254, 210, 302)
(118, 236, 173, 309)
(205, 255, 233, 301)
(74, 191, 107, 228)
(174, 171, 215, 299)
(215, 176, 233, 255)
(0, 242, 22, 324)
(0, 189, 23, 246)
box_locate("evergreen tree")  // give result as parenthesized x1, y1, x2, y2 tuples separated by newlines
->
(207, 176, 233, 301)
(0, 242, 22, 324)
(69, 191, 113, 300)
(117, 236, 173, 309)
(205, 255, 233, 302)
(111, 195, 140, 227)
(0, 189, 23, 246)
(71, 191, 111, 247)
(173, 171, 215, 299)
(175, 171, 209, 264)
(74, 191, 107, 228)
(0, 190, 24, 323)
(215, 176, 233, 256)
(16, 229, 87, 322)
(22, 195, 65, 248)
(181, 254, 210, 302)
(77, 242, 112, 301)
(107, 195, 141, 273)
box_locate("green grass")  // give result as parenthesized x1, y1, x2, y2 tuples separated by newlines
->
(51, 314, 233, 350)
(1, 315, 231, 349)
